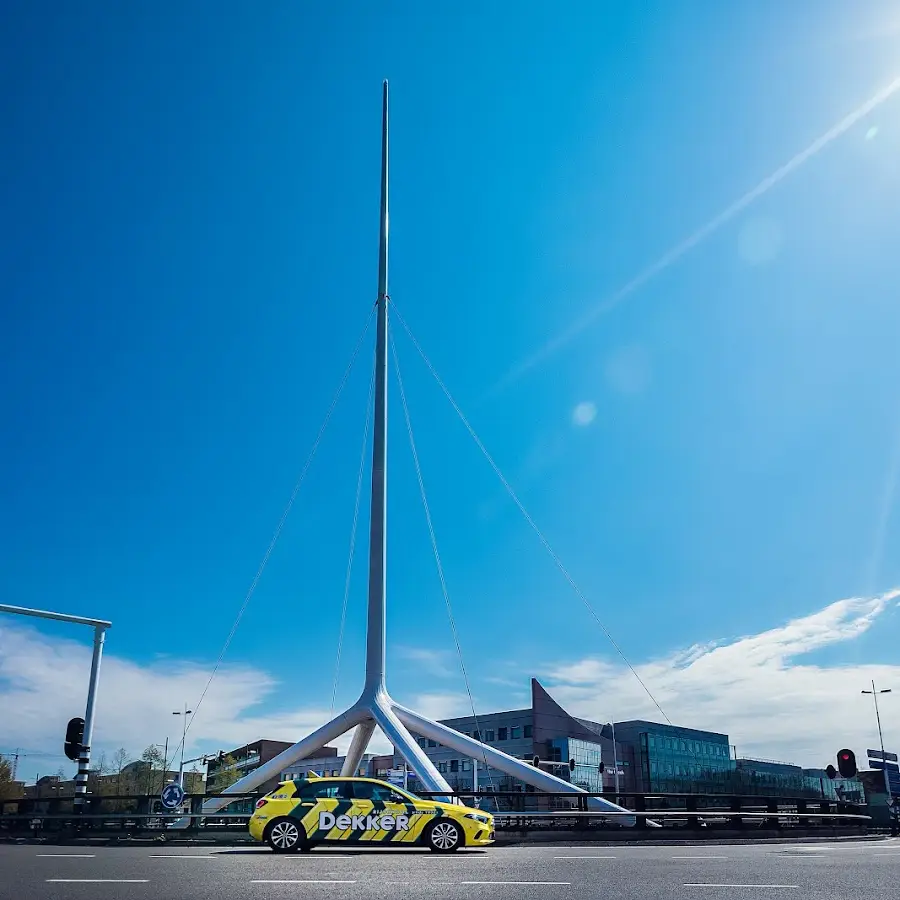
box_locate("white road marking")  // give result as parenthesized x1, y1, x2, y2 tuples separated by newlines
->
(461, 881, 572, 886)
(46, 880, 149, 884)
(251, 880, 357, 885)
(672, 856, 728, 860)
(684, 885, 798, 889)
(37, 854, 96, 858)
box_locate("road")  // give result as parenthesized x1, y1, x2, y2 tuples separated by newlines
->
(1, 838, 897, 899)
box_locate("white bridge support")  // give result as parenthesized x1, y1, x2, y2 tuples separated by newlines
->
(393, 703, 636, 822)
(202, 82, 636, 826)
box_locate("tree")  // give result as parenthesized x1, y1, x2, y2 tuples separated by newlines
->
(209, 754, 241, 792)
(0, 757, 24, 802)
(141, 745, 165, 769)
(111, 748, 130, 793)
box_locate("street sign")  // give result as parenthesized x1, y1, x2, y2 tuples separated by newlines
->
(160, 782, 185, 809)
(870, 760, 900, 772)
(868, 749, 899, 763)
(386, 768, 406, 787)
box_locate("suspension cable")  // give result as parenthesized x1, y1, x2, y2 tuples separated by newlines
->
(180, 304, 377, 752)
(391, 304, 671, 725)
(331, 351, 376, 712)
(390, 333, 497, 791)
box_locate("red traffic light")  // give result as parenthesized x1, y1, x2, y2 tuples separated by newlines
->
(837, 748, 857, 778)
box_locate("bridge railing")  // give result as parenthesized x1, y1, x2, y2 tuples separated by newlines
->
(0, 790, 870, 836)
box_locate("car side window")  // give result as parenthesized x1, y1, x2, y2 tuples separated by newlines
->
(296, 782, 353, 801)
(351, 782, 403, 803)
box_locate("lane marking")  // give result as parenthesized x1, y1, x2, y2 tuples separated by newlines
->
(461, 882, 572, 886)
(37, 854, 96, 858)
(672, 856, 728, 860)
(46, 880, 150, 884)
(684, 885, 798, 889)
(251, 880, 357, 885)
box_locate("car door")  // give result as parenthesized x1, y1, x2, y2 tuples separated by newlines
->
(352, 781, 428, 844)
(291, 780, 352, 843)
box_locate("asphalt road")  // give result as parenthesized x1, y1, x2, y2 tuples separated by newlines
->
(0, 838, 897, 900)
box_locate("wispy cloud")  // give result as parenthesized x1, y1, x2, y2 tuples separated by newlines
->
(4, 592, 898, 778)
(0, 621, 369, 775)
(544, 591, 900, 766)
(395, 646, 456, 678)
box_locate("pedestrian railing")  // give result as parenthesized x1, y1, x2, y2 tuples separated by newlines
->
(0, 790, 871, 837)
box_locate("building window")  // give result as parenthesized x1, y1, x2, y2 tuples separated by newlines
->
(484, 729, 495, 742)
(438, 762, 447, 773)
(510, 726, 521, 739)
(523, 725, 532, 739)
(450, 760, 459, 773)
(461, 760, 471, 771)
(472, 730, 480, 741)
(428, 740, 437, 748)
(498, 727, 508, 741)
(418, 738, 428, 748)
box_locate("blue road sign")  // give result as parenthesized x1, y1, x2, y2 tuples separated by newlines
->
(868, 749, 899, 762)
(160, 782, 185, 809)
(870, 760, 900, 772)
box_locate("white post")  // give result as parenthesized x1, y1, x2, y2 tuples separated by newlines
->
(611, 720, 620, 795)
(74, 625, 106, 811)
(473, 758, 478, 793)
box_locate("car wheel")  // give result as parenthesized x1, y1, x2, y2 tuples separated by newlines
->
(426, 820, 462, 853)
(265, 818, 304, 853)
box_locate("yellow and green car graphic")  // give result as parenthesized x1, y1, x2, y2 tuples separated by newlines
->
(249, 774, 494, 852)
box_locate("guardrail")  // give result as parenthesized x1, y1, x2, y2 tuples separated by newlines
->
(0, 790, 871, 837)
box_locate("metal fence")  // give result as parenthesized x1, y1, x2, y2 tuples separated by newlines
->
(0, 790, 870, 838)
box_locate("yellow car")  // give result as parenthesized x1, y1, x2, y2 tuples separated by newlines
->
(249, 774, 494, 853)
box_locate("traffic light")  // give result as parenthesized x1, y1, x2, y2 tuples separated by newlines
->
(64, 717, 85, 761)
(568, 758, 576, 773)
(837, 749, 857, 779)
(825, 764, 837, 780)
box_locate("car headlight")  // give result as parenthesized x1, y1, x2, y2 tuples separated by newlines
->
(464, 813, 491, 825)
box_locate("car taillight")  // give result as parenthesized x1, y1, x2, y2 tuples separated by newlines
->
(255, 798, 268, 809)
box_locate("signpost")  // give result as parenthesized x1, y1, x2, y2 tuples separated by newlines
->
(160, 782, 186, 810)
(867, 749, 899, 796)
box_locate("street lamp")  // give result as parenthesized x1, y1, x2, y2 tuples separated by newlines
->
(172, 705, 193, 786)
(862, 681, 892, 791)
(172, 704, 193, 788)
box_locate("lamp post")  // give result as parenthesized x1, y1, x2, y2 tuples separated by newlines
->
(862, 681, 892, 792)
(172, 704, 193, 788)
(606, 722, 620, 795)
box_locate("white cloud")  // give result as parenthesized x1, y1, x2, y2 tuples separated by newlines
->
(543, 590, 900, 767)
(572, 402, 597, 427)
(396, 646, 455, 678)
(0, 620, 364, 775)
(5, 591, 898, 780)
(407, 692, 472, 721)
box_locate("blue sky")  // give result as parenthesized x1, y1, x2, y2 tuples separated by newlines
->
(2, 1, 900, 774)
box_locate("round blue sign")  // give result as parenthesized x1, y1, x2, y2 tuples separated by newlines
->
(160, 782, 186, 809)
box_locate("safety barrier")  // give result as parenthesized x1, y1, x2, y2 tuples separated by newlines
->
(0, 790, 870, 838)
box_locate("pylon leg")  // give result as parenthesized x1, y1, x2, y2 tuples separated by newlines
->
(371, 697, 452, 794)
(393, 702, 635, 823)
(202, 705, 367, 813)
(340, 718, 376, 776)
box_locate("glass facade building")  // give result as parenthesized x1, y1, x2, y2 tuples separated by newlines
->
(641, 728, 733, 793)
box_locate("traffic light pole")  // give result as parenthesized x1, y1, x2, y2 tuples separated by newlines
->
(0, 603, 111, 813)
(77, 625, 106, 810)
